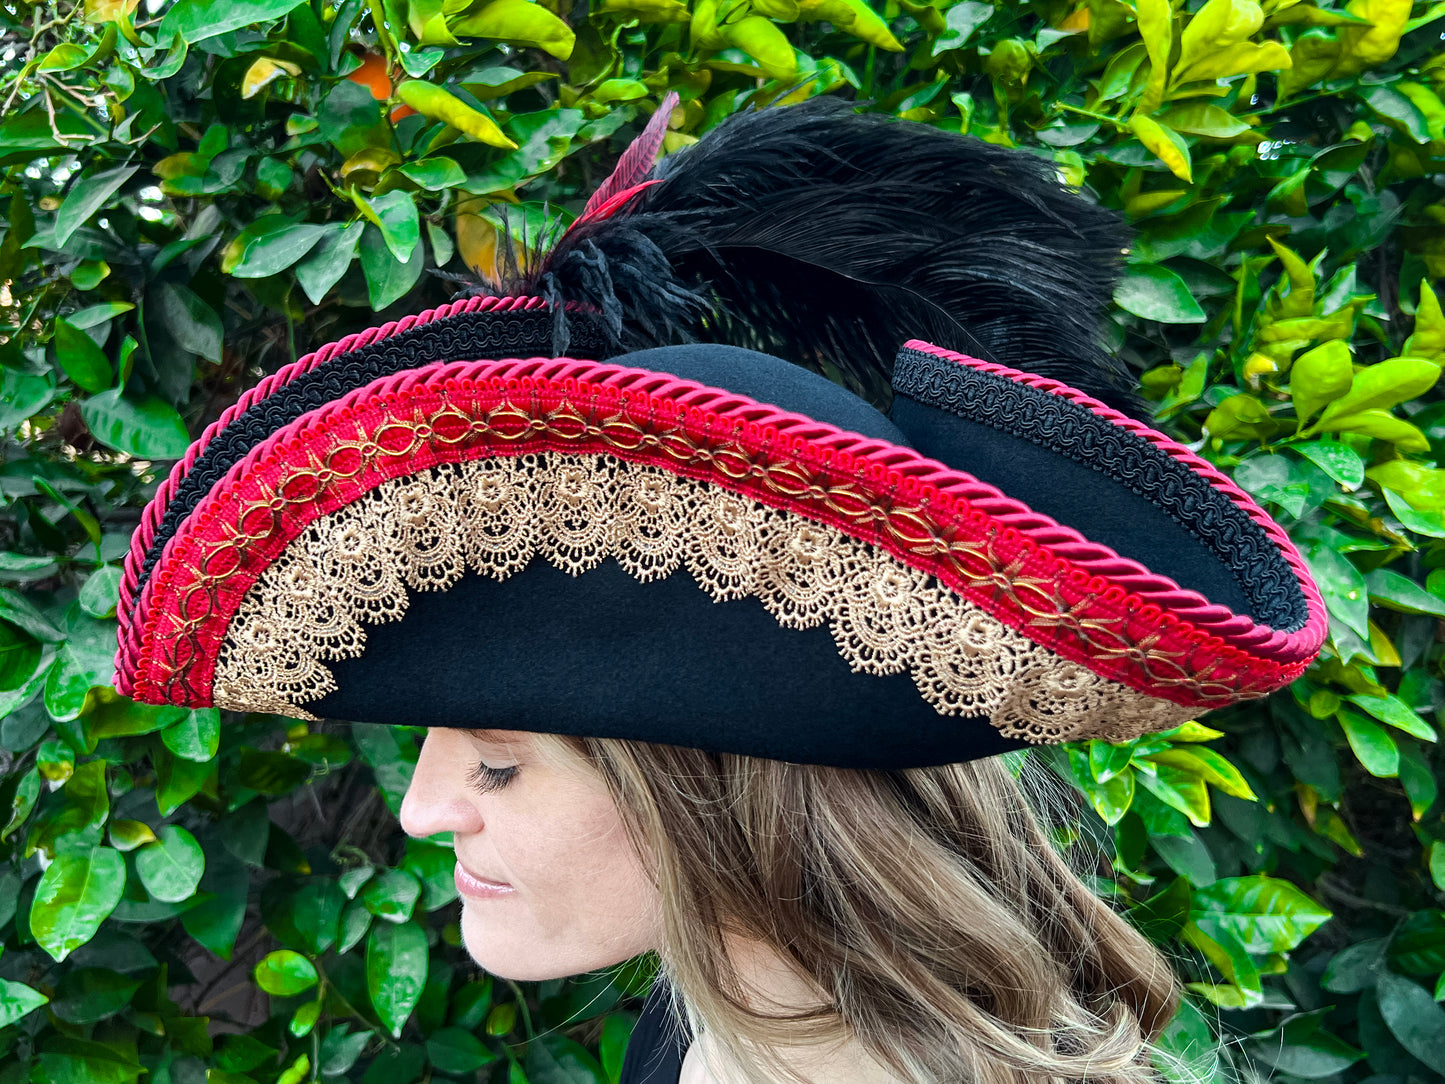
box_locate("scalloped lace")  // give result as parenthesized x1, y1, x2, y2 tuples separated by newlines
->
(213, 455, 1195, 742)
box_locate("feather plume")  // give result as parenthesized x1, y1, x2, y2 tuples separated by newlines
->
(500, 98, 1136, 410)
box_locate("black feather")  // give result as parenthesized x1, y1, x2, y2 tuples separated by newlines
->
(504, 99, 1138, 412)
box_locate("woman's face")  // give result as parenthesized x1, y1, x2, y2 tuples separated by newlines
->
(399, 728, 662, 981)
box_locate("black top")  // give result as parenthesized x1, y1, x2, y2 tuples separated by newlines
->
(620, 981, 691, 1084)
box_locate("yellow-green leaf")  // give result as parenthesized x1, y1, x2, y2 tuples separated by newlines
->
(1145, 747, 1258, 800)
(721, 16, 798, 80)
(1404, 281, 1445, 360)
(241, 57, 302, 99)
(1318, 357, 1441, 423)
(798, 0, 903, 49)
(1338, 0, 1411, 71)
(1289, 339, 1353, 424)
(395, 82, 518, 149)
(85, 0, 138, 22)
(1175, 39, 1291, 83)
(1157, 102, 1252, 138)
(1131, 114, 1193, 181)
(1135, 0, 1173, 111)
(1177, 0, 1264, 78)
(1314, 409, 1430, 450)
(449, 0, 576, 60)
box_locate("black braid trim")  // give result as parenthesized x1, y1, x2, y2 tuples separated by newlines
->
(135, 308, 611, 597)
(892, 346, 1307, 633)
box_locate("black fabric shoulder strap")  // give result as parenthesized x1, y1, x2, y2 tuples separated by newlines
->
(620, 980, 690, 1084)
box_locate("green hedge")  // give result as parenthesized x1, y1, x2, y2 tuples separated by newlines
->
(2, 0, 1445, 1081)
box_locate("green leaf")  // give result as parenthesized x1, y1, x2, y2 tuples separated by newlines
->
(152, 282, 223, 364)
(1190, 875, 1333, 954)
(231, 222, 329, 278)
(1088, 740, 1134, 783)
(426, 1027, 499, 1073)
(367, 921, 429, 1037)
(362, 868, 422, 923)
(160, 708, 221, 761)
(54, 317, 114, 392)
(136, 825, 205, 902)
(1115, 264, 1206, 323)
(0, 977, 48, 1029)
(0, 589, 62, 642)
(160, 0, 306, 43)
(1360, 84, 1431, 143)
(1364, 568, 1445, 621)
(31, 1037, 144, 1084)
(1151, 829, 1217, 886)
(526, 1033, 606, 1084)
(1323, 937, 1387, 992)
(38, 42, 92, 73)
(357, 191, 421, 263)
(359, 225, 423, 311)
(1292, 440, 1364, 488)
(28, 758, 110, 854)
(181, 851, 247, 958)
(0, 366, 58, 431)
(29, 845, 127, 962)
(396, 157, 467, 191)
(1137, 763, 1211, 826)
(295, 221, 363, 305)
(1337, 707, 1400, 776)
(78, 566, 122, 618)
(81, 390, 190, 459)
(254, 949, 319, 996)
(933, 1, 992, 51)
(48, 968, 145, 1024)
(155, 750, 213, 816)
(1376, 972, 1445, 1073)
(1346, 691, 1438, 741)
(1300, 541, 1369, 639)
(290, 879, 346, 954)
(402, 838, 460, 910)
(55, 166, 138, 248)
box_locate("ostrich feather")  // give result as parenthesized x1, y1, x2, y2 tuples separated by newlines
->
(501, 98, 1137, 410)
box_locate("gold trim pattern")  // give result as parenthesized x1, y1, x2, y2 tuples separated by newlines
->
(213, 455, 1195, 742)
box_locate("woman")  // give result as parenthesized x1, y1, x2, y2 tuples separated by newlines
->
(115, 98, 1325, 1083)
(401, 727, 1182, 1084)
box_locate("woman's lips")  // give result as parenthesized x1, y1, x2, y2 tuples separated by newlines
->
(454, 862, 516, 900)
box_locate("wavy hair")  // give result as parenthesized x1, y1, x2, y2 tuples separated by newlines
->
(553, 738, 1179, 1084)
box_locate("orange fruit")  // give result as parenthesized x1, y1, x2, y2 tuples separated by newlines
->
(346, 52, 392, 101)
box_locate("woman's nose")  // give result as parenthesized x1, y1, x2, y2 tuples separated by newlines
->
(399, 730, 486, 838)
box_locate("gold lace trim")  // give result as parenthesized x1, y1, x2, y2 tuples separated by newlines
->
(213, 456, 1195, 742)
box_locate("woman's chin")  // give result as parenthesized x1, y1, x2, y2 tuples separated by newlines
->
(460, 909, 569, 981)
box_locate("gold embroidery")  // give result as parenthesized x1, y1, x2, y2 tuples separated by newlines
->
(212, 455, 1195, 742)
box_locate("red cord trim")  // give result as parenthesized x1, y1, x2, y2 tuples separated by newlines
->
(118, 357, 1318, 710)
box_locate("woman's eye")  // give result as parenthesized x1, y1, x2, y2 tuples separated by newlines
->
(467, 761, 518, 794)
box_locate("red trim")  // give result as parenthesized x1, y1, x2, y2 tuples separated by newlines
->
(119, 295, 555, 621)
(901, 339, 1329, 668)
(117, 357, 1317, 710)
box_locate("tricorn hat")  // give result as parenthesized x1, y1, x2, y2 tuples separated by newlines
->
(114, 98, 1325, 769)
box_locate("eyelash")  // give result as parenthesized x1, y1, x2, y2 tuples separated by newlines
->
(467, 761, 518, 794)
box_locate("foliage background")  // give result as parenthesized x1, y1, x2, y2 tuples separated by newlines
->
(2, 0, 1445, 1081)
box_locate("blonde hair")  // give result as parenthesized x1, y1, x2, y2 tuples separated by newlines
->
(548, 736, 1179, 1084)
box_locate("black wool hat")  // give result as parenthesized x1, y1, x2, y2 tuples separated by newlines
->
(115, 98, 1325, 768)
